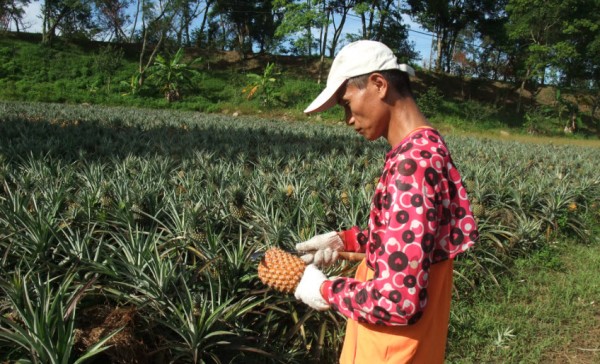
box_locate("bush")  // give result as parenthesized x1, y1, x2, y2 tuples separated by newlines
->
(461, 99, 499, 123)
(416, 86, 444, 117)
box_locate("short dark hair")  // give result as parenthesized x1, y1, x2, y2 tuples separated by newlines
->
(346, 69, 413, 98)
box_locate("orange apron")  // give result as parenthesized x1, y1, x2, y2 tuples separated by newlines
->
(339, 259, 454, 364)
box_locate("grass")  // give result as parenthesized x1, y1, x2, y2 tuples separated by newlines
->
(447, 240, 600, 363)
(448, 129, 600, 149)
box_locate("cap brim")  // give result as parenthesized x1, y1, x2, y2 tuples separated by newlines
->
(303, 78, 346, 114)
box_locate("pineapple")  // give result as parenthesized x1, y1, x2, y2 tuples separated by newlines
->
(340, 191, 350, 207)
(131, 203, 144, 221)
(285, 184, 294, 197)
(258, 248, 306, 294)
(100, 193, 113, 208)
(472, 203, 486, 217)
(325, 209, 337, 225)
(66, 201, 80, 219)
(464, 179, 476, 192)
(229, 189, 246, 219)
(190, 230, 207, 244)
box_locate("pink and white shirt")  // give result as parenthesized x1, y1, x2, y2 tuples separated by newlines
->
(322, 128, 478, 326)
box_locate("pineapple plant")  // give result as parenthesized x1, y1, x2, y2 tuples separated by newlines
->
(2, 100, 600, 364)
(257, 247, 306, 294)
(228, 189, 246, 219)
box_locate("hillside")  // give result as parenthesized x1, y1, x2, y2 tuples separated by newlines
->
(1, 31, 598, 138)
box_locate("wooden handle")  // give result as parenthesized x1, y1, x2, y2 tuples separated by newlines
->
(339, 252, 365, 261)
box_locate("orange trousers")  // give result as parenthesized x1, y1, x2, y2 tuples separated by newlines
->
(339, 259, 454, 364)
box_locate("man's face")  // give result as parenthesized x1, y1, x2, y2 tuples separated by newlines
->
(338, 78, 388, 141)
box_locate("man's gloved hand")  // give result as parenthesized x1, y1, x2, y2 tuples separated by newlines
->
(295, 231, 344, 266)
(294, 264, 330, 311)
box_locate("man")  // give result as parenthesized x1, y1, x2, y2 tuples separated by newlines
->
(293, 40, 479, 363)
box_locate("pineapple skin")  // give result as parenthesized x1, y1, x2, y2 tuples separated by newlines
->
(258, 248, 306, 294)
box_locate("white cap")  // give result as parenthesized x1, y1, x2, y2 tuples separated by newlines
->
(304, 40, 415, 114)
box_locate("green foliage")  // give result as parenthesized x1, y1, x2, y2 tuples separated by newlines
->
(416, 86, 444, 117)
(0, 270, 118, 363)
(460, 99, 500, 123)
(448, 242, 600, 363)
(242, 62, 282, 106)
(523, 105, 568, 135)
(506, 0, 600, 88)
(0, 36, 598, 136)
(92, 45, 124, 93)
(147, 48, 203, 102)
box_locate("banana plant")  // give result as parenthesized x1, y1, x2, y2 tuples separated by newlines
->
(242, 62, 282, 106)
(147, 48, 202, 102)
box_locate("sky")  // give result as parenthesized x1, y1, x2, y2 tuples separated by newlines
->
(13, 2, 434, 64)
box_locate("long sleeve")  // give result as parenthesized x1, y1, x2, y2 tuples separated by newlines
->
(341, 226, 368, 253)
(324, 128, 478, 326)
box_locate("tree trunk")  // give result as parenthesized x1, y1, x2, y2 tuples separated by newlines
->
(196, 3, 211, 48)
(317, 8, 330, 84)
(436, 32, 442, 72)
(130, 0, 141, 42)
(517, 67, 531, 114)
(329, 5, 348, 57)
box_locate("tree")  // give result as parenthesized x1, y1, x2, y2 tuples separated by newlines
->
(172, 0, 208, 47)
(41, 0, 97, 44)
(326, 0, 352, 57)
(1, 0, 31, 31)
(133, 0, 177, 88)
(554, 0, 599, 92)
(506, 0, 576, 112)
(352, 0, 399, 41)
(191, 0, 215, 48)
(93, 0, 129, 41)
(406, 0, 488, 73)
(469, 0, 511, 81)
(274, 0, 326, 56)
(344, 1, 415, 63)
(210, 0, 280, 56)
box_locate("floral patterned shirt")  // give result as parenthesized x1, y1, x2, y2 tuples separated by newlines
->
(322, 128, 478, 326)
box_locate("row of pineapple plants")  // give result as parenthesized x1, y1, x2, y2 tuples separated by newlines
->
(0, 101, 599, 363)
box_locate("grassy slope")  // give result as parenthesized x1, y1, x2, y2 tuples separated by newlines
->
(447, 241, 600, 363)
(1, 32, 598, 139)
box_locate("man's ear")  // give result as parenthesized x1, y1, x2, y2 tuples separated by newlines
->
(368, 73, 388, 99)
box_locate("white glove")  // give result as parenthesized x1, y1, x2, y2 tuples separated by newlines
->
(294, 264, 330, 311)
(295, 231, 344, 266)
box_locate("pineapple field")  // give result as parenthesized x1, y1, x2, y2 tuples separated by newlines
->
(0, 100, 599, 363)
